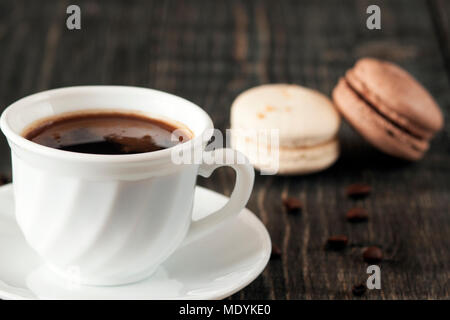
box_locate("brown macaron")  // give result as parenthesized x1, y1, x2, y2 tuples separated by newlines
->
(332, 58, 443, 161)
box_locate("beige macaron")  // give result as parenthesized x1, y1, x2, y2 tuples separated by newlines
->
(230, 84, 341, 175)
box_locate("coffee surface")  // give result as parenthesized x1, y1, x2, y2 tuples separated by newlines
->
(23, 112, 192, 155)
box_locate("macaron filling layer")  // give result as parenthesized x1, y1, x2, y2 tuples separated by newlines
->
(231, 134, 339, 174)
(349, 58, 443, 134)
(346, 70, 432, 140)
(234, 135, 339, 151)
(333, 78, 429, 158)
(344, 77, 426, 142)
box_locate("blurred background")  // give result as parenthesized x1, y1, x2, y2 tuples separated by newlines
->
(0, 0, 448, 299)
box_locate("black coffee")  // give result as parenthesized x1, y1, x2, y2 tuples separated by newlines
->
(23, 112, 192, 155)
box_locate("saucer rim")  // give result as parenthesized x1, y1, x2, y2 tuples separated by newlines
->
(0, 184, 271, 300)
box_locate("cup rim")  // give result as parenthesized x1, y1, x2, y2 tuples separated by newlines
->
(0, 86, 214, 163)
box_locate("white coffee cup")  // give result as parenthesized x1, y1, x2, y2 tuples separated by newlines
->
(0, 86, 254, 286)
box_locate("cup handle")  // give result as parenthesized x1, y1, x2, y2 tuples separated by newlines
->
(182, 148, 255, 246)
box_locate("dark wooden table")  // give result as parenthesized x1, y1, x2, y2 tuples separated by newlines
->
(0, 0, 448, 299)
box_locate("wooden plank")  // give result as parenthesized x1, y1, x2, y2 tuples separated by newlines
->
(427, 0, 450, 80)
(0, 0, 448, 299)
(223, 0, 450, 299)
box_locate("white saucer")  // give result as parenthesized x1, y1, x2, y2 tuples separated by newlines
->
(0, 184, 271, 300)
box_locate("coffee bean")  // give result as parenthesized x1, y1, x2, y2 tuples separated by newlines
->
(271, 244, 281, 260)
(346, 183, 371, 199)
(325, 235, 348, 250)
(282, 197, 302, 213)
(346, 207, 369, 223)
(363, 246, 383, 264)
(352, 283, 366, 296)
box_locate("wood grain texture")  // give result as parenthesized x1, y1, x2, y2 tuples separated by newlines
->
(428, 0, 450, 81)
(0, 0, 448, 299)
